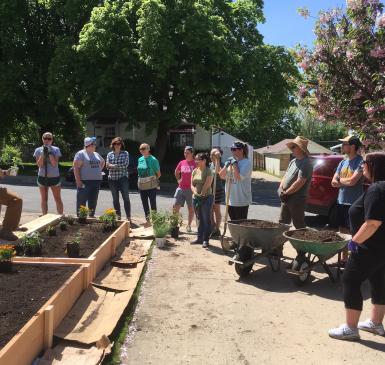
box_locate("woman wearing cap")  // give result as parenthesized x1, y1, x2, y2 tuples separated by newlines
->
(278, 136, 313, 229)
(137, 143, 161, 222)
(73, 137, 105, 217)
(173, 146, 196, 232)
(33, 132, 64, 215)
(106, 137, 131, 221)
(219, 141, 252, 220)
(191, 152, 213, 248)
(329, 152, 385, 341)
(210, 147, 225, 236)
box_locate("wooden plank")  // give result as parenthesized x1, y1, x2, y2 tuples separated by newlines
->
(44, 305, 54, 350)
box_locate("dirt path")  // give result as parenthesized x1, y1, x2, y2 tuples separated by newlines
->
(120, 233, 385, 365)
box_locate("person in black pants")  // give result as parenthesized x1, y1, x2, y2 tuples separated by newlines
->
(329, 152, 385, 341)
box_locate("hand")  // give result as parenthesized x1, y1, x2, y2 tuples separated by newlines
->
(225, 158, 237, 167)
(43, 145, 49, 156)
(348, 239, 367, 253)
(76, 180, 84, 189)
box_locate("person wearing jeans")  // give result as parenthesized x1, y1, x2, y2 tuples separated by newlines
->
(137, 143, 161, 223)
(329, 152, 385, 341)
(73, 137, 105, 217)
(191, 153, 213, 248)
(106, 137, 131, 221)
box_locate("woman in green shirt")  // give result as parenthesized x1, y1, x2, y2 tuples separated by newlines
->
(191, 152, 213, 248)
(137, 143, 161, 222)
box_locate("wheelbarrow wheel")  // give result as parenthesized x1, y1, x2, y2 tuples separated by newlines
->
(268, 255, 281, 272)
(234, 246, 253, 278)
(293, 256, 311, 286)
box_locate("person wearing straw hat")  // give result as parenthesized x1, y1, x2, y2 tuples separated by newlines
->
(278, 136, 313, 229)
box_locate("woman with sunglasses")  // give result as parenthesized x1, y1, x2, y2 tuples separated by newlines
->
(33, 132, 63, 215)
(137, 143, 161, 222)
(173, 146, 196, 233)
(191, 152, 213, 248)
(219, 141, 252, 220)
(329, 152, 385, 341)
(106, 137, 131, 221)
(73, 137, 105, 217)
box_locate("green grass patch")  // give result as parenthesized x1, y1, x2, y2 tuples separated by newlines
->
(102, 242, 155, 365)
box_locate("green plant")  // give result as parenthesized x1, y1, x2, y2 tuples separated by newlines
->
(0, 145, 23, 167)
(20, 232, 43, 256)
(59, 220, 68, 231)
(150, 210, 170, 238)
(78, 205, 90, 219)
(67, 233, 81, 246)
(46, 225, 56, 236)
(66, 233, 81, 257)
(65, 215, 75, 225)
(0, 245, 16, 261)
(168, 212, 183, 228)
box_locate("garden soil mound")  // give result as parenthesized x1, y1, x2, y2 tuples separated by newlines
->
(288, 230, 344, 242)
(0, 264, 77, 349)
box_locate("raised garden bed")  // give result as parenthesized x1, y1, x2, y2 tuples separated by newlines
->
(0, 262, 90, 365)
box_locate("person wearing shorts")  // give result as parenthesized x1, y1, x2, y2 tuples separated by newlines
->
(33, 132, 63, 215)
(174, 146, 196, 232)
(210, 147, 224, 237)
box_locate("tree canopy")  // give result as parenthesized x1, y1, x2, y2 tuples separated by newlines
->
(1, 0, 299, 159)
(297, 0, 385, 146)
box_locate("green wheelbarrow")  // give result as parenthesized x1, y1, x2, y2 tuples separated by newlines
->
(283, 228, 350, 286)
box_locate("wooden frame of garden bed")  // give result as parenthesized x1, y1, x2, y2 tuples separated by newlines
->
(0, 261, 91, 365)
(14, 215, 130, 280)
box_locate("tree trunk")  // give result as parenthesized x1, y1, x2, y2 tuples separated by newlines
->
(155, 120, 169, 162)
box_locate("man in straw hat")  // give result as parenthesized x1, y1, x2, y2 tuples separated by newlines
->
(278, 136, 313, 229)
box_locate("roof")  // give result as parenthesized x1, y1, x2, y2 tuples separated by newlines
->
(254, 139, 332, 155)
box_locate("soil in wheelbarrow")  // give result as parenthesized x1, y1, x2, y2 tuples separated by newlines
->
(289, 230, 344, 243)
(234, 219, 281, 228)
(0, 264, 77, 349)
(20, 221, 121, 258)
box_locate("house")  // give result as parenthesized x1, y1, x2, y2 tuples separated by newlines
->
(254, 138, 332, 177)
(86, 111, 211, 156)
(211, 131, 254, 167)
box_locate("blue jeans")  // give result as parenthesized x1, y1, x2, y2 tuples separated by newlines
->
(108, 177, 131, 218)
(76, 180, 101, 217)
(139, 188, 157, 219)
(197, 195, 214, 242)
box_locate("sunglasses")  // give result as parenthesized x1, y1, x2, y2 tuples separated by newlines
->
(231, 147, 242, 151)
(113, 142, 122, 146)
(86, 143, 96, 147)
(43, 137, 52, 141)
(139, 147, 148, 151)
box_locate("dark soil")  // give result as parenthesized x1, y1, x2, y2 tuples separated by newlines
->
(288, 229, 344, 243)
(24, 221, 121, 258)
(0, 264, 77, 349)
(233, 219, 281, 229)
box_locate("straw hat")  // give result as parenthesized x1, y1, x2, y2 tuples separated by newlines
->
(286, 136, 310, 155)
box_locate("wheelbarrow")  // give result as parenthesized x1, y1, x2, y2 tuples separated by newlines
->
(227, 219, 290, 278)
(283, 228, 350, 286)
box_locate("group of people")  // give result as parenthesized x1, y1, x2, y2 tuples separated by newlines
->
(277, 135, 385, 342)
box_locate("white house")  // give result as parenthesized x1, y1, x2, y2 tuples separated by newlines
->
(211, 131, 254, 167)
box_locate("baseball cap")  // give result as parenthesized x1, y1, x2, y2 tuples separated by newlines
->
(338, 135, 362, 147)
(84, 137, 96, 147)
(231, 141, 247, 149)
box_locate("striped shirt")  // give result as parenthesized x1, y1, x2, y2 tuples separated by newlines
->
(106, 151, 129, 180)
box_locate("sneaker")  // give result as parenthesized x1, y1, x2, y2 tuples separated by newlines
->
(186, 225, 192, 233)
(0, 229, 18, 241)
(202, 241, 209, 248)
(190, 239, 202, 245)
(328, 324, 360, 341)
(358, 319, 385, 336)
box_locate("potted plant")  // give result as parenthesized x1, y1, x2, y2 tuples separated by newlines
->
(66, 233, 81, 258)
(150, 210, 170, 248)
(0, 245, 16, 273)
(65, 215, 75, 225)
(59, 219, 68, 231)
(21, 232, 43, 257)
(78, 205, 90, 224)
(169, 212, 183, 239)
(99, 208, 117, 232)
(46, 225, 56, 236)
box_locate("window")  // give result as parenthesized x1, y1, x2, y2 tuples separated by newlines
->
(104, 126, 116, 147)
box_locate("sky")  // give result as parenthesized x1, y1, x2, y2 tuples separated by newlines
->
(258, 0, 347, 48)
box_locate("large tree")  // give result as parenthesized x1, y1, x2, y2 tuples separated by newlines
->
(52, 0, 298, 160)
(297, 0, 385, 146)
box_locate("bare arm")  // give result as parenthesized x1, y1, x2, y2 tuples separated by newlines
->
(353, 219, 382, 245)
(284, 176, 307, 195)
(175, 168, 181, 183)
(73, 160, 83, 188)
(339, 170, 363, 187)
(331, 172, 341, 188)
(219, 165, 227, 179)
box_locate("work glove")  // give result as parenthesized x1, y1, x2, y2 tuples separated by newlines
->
(348, 239, 367, 254)
(224, 158, 237, 167)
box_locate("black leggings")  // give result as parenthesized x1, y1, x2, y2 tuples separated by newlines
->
(343, 249, 385, 311)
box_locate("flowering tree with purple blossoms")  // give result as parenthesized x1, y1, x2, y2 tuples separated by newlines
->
(297, 0, 385, 145)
